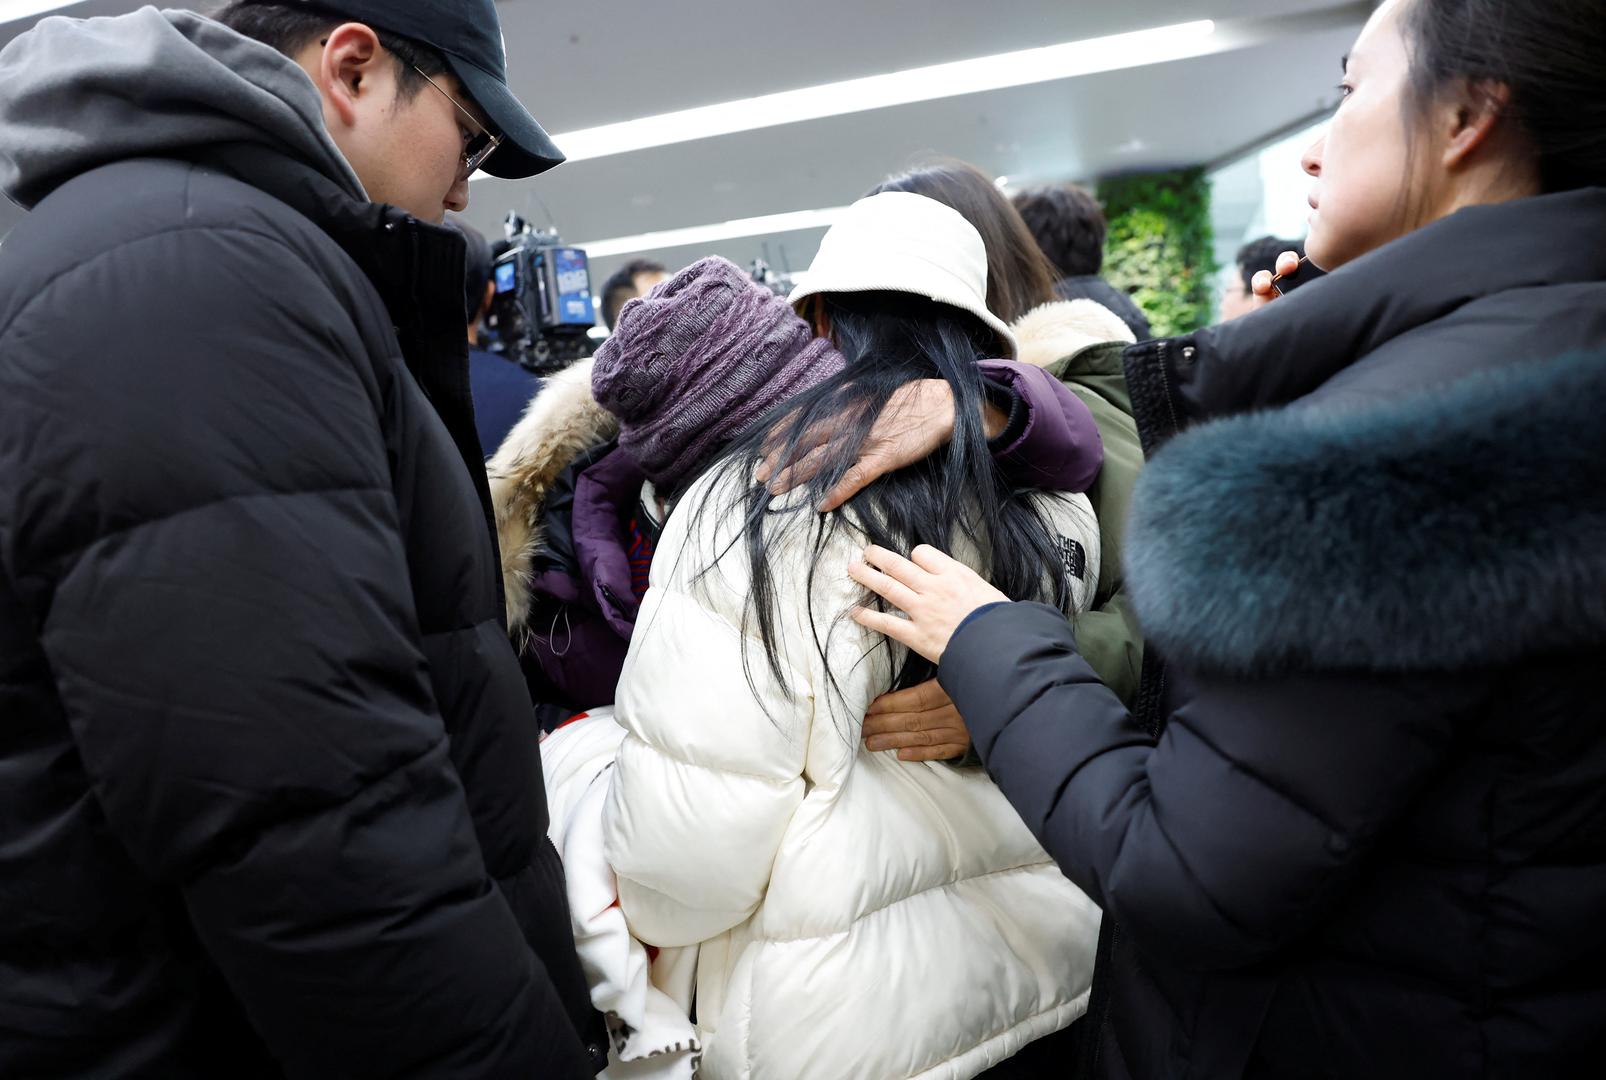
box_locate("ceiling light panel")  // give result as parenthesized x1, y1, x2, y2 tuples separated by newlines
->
(0, 1, 83, 24)
(494, 19, 1217, 172)
(576, 205, 849, 258)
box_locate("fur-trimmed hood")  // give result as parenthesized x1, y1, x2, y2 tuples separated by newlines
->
(486, 358, 618, 628)
(1125, 350, 1606, 677)
(1012, 298, 1136, 370)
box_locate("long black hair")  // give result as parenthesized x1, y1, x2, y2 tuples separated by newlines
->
(1401, 0, 1606, 194)
(684, 291, 1075, 716)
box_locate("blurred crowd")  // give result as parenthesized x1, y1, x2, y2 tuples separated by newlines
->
(2, 1, 1604, 1078)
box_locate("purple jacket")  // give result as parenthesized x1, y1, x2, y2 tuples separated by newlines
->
(980, 359, 1104, 493)
(526, 361, 1102, 714)
(526, 446, 645, 711)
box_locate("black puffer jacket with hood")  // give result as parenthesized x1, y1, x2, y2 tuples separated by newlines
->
(940, 189, 1606, 1079)
(0, 10, 601, 1077)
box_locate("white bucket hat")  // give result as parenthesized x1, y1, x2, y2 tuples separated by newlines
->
(788, 191, 1018, 358)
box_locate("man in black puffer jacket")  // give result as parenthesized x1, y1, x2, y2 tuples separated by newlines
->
(0, 3, 603, 1075)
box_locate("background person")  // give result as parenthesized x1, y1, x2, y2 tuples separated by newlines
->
(1012, 182, 1151, 340)
(598, 257, 669, 331)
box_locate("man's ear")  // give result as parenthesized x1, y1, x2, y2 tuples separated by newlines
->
(478, 280, 496, 323)
(1442, 79, 1513, 170)
(315, 22, 385, 130)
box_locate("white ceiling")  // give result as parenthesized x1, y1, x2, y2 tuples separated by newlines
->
(2, 0, 1374, 284)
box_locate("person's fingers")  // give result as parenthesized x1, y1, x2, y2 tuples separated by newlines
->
(755, 432, 788, 477)
(870, 736, 970, 758)
(852, 606, 919, 650)
(863, 711, 951, 739)
(861, 545, 928, 591)
(909, 544, 961, 575)
(863, 724, 966, 751)
(769, 443, 832, 494)
(847, 559, 920, 613)
(1276, 250, 1302, 278)
(866, 679, 950, 716)
(754, 448, 777, 485)
(818, 461, 873, 512)
(862, 707, 960, 740)
(869, 727, 934, 750)
(896, 743, 970, 763)
(1251, 268, 1277, 298)
(861, 711, 903, 737)
(757, 418, 833, 485)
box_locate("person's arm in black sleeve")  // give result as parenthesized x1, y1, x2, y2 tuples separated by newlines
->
(0, 226, 589, 1077)
(939, 601, 1472, 971)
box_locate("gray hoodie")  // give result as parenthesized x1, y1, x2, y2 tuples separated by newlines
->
(0, 5, 365, 211)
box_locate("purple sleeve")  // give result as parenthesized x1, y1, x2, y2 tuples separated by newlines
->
(978, 359, 1104, 494)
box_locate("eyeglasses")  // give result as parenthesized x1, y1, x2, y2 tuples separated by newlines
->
(411, 65, 503, 179)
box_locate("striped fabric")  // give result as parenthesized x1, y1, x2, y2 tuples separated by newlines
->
(627, 518, 656, 599)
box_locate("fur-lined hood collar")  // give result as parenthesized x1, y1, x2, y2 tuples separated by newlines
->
(486, 358, 617, 627)
(1125, 350, 1606, 677)
(1012, 299, 1136, 370)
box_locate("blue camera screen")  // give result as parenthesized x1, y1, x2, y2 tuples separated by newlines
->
(551, 248, 596, 326)
(494, 261, 517, 294)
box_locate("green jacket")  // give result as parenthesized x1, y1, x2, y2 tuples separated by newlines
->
(1015, 301, 1145, 704)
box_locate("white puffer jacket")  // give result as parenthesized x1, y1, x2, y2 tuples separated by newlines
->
(602, 468, 1104, 1080)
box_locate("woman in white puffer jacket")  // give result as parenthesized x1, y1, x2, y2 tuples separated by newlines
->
(602, 193, 1103, 1079)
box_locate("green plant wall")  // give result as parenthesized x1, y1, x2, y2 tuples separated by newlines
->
(1097, 167, 1219, 338)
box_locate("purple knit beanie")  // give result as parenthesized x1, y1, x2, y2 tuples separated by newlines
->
(591, 256, 846, 491)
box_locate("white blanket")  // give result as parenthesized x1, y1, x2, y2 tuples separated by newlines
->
(542, 711, 699, 1079)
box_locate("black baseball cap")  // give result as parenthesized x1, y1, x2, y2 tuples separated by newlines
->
(306, 0, 564, 178)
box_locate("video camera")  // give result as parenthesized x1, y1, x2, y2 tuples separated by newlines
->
(486, 212, 596, 374)
(748, 257, 794, 298)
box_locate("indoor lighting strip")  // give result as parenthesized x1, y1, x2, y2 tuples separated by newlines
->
(576, 205, 849, 259)
(4, 5, 1215, 167)
(486, 18, 1218, 173)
